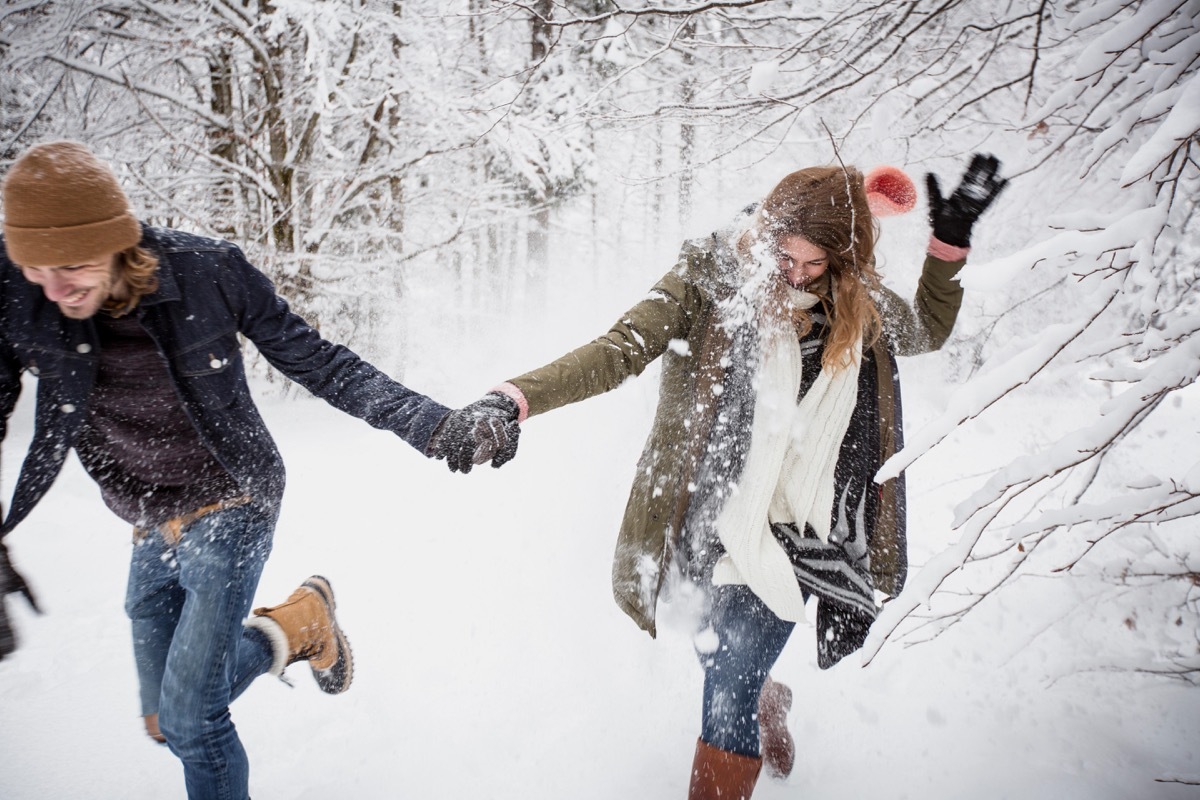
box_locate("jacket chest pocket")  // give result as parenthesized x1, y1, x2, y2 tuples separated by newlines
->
(171, 338, 245, 409)
(13, 343, 69, 380)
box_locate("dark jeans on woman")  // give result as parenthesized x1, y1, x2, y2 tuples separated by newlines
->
(697, 584, 795, 757)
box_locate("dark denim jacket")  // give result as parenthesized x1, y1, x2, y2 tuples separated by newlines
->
(0, 226, 450, 535)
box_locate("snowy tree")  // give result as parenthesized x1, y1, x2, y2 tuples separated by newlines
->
(862, 0, 1200, 683)
(0, 1, 561, 356)
(2, 1, 373, 323)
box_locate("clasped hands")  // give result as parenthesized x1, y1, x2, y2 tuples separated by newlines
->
(427, 392, 521, 474)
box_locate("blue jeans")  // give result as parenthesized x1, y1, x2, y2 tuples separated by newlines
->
(125, 504, 278, 800)
(697, 584, 795, 757)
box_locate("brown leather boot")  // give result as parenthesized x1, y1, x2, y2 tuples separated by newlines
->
(143, 713, 167, 744)
(758, 676, 795, 779)
(688, 738, 762, 800)
(246, 576, 353, 694)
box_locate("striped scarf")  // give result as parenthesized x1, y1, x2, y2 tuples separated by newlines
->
(710, 286, 873, 623)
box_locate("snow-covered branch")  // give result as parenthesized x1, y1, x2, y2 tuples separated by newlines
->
(864, 0, 1200, 675)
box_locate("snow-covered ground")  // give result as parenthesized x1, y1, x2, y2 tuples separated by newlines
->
(1, 354, 1198, 799)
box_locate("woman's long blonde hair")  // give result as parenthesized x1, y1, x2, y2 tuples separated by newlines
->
(745, 165, 883, 372)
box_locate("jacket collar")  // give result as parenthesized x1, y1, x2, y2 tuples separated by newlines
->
(134, 224, 180, 307)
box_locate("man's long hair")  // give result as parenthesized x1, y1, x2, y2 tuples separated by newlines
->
(104, 244, 159, 316)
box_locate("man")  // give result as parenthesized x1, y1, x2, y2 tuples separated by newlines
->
(0, 141, 491, 800)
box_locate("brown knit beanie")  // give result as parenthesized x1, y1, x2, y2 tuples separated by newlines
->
(2, 140, 141, 267)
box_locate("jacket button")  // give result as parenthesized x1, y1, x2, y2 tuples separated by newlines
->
(76, 343, 92, 354)
(61, 404, 76, 413)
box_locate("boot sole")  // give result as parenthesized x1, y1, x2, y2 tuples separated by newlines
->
(302, 575, 354, 694)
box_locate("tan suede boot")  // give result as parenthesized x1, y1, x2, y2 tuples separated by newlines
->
(758, 676, 795, 779)
(245, 576, 353, 694)
(688, 738, 762, 800)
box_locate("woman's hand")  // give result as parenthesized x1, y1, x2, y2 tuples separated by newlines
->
(925, 154, 1008, 248)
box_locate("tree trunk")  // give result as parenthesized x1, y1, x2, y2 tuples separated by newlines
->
(679, 19, 697, 228)
(526, 0, 554, 275)
(207, 45, 237, 240)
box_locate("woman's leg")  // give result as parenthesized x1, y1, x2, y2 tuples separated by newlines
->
(698, 585, 795, 757)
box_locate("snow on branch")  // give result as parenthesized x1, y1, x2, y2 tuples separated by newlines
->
(863, 0, 1200, 672)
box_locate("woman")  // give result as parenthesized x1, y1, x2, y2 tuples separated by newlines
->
(432, 155, 1006, 798)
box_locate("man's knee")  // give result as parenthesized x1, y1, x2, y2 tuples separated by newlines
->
(156, 694, 201, 748)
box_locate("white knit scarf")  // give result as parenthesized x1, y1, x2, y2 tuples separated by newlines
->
(710, 287, 862, 623)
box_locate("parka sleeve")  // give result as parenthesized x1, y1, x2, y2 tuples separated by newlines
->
(219, 244, 451, 454)
(877, 255, 966, 356)
(507, 268, 701, 418)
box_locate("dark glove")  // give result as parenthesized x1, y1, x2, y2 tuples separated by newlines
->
(428, 392, 521, 474)
(925, 153, 1008, 248)
(1, 539, 41, 661)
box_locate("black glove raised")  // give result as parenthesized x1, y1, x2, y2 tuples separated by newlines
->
(1, 538, 42, 661)
(428, 392, 521, 474)
(925, 153, 1008, 248)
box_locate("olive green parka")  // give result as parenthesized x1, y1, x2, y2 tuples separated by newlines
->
(507, 235, 965, 637)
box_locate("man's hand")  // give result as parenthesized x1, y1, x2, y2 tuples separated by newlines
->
(926, 153, 1008, 248)
(427, 393, 521, 474)
(1, 539, 41, 661)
